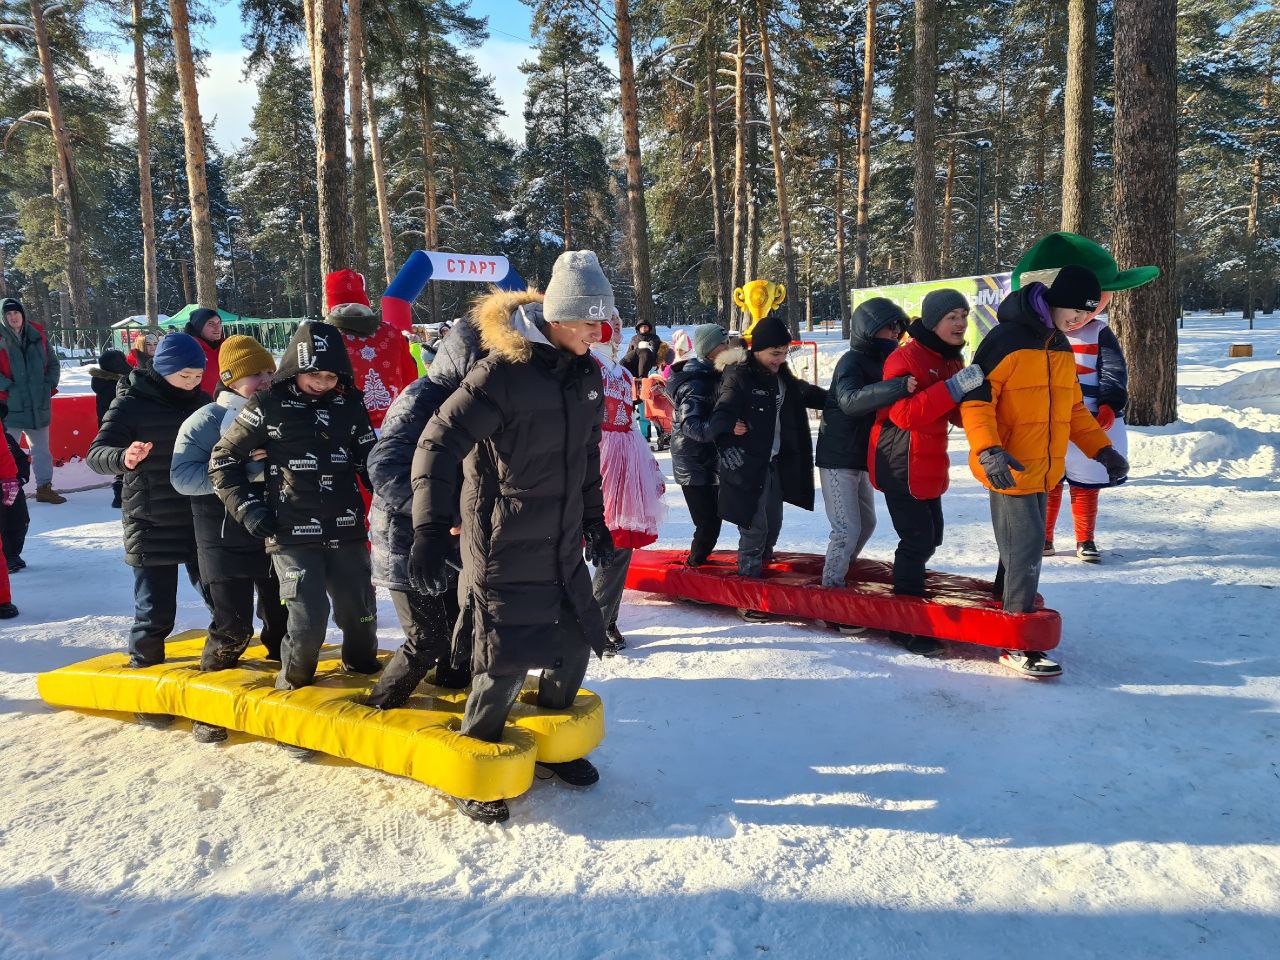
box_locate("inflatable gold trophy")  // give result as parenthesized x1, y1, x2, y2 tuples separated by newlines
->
(733, 279, 786, 342)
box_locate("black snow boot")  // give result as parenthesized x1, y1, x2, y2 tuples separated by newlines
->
(737, 608, 770, 623)
(135, 712, 174, 729)
(277, 742, 316, 760)
(535, 756, 600, 787)
(892, 633, 945, 658)
(1076, 540, 1101, 563)
(453, 796, 510, 824)
(603, 623, 627, 657)
(191, 721, 228, 744)
(343, 656, 384, 676)
(0, 602, 17, 619)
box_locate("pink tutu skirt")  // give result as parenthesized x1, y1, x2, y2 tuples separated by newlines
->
(600, 425, 666, 546)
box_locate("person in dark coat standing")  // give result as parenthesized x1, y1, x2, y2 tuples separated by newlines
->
(410, 251, 612, 825)
(171, 336, 287, 744)
(184, 307, 225, 398)
(868, 290, 984, 656)
(210, 323, 381, 734)
(668, 323, 739, 566)
(815, 298, 914, 589)
(621, 319, 664, 379)
(90, 348, 133, 509)
(0, 417, 29, 575)
(1, 297, 64, 503)
(708, 315, 827, 591)
(88, 333, 213, 726)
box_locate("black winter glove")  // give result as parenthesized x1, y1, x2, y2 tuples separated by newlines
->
(1093, 445, 1130, 484)
(720, 446, 746, 472)
(583, 520, 615, 567)
(409, 529, 453, 597)
(240, 503, 278, 540)
(978, 446, 1025, 491)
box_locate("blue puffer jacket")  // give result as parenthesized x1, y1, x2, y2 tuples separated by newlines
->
(367, 315, 486, 591)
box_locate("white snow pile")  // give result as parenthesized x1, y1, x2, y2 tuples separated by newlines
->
(1, 317, 1278, 959)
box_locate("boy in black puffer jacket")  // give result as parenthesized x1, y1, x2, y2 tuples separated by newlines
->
(89, 347, 133, 509)
(709, 315, 827, 589)
(668, 323, 738, 566)
(210, 322, 381, 714)
(814, 298, 913, 588)
(88, 334, 213, 726)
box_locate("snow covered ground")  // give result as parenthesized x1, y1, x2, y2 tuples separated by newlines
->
(2, 314, 1278, 958)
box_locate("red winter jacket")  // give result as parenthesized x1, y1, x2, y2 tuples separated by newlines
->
(340, 322, 419, 429)
(868, 323, 965, 501)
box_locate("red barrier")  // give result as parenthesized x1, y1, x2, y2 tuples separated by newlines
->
(18, 395, 101, 466)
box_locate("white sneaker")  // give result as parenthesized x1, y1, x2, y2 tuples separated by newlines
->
(999, 650, 1063, 679)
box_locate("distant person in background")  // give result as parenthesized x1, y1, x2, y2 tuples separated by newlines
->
(126, 331, 159, 371)
(323, 269, 418, 430)
(670, 328, 694, 367)
(622, 319, 664, 379)
(184, 307, 226, 397)
(89, 348, 133, 508)
(0, 297, 64, 504)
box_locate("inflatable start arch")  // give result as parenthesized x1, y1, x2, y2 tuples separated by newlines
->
(382, 251, 527, 332)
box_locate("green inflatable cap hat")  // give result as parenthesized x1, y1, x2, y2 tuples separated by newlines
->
(1012, 231, 1160, 292)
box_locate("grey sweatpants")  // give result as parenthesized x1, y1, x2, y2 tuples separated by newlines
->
(737, 461, 784, 578)
(460, 602, 592, 744)
(819, 467, 877, 587)
(591, 545, 634, 630)
(271, 542, 379, 690)
(990, 491, 1048, 615)
(8, 426, 52, 487)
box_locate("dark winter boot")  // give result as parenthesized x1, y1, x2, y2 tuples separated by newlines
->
(344, 656, 384, 676)
(737, 608, 770, 623)
(191, 721, 228, 744)
(1076, 541, 1101, 563)
(999, 650, 1063, 679)
(453, 796, 510, 824)
(892, 633, 945, 658)
(0, 602, 17, 619)
(135, 712, 174, 729)
(603, 623, 627, 657)
(825, 621, 873, 637)
(36, 483, 66, 505)
(1043, 539, 1056, 557)
(535, 756, 600, 787)
(7, 556, 25, 573)
(277, 742, 316, 760)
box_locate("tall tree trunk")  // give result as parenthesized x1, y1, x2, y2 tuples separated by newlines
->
(1062, 0, 1096, 233)
(705, 27, 730, 327)
(941, 138, 956, 274)
(1245, 48, 1275, 327)
(347, 0, 369, 277)
(854, 0, 876, 287)
(911, 0, 938, 281)
(28, 0, 91, 326)
(313, 0, 349, 280)
(131, 0, 159, 327)
(994, 57, 1006, 265)
(729, 16, 749, 330)
(757, 0, 799, 336)
(1111, 0, 1178, 425)
(179, 257, 192, 304)
(614, 0, 655, 328)
(746, 67, 761, 284)
(834, 92, 850, 338)
(364, 68, 396, 286)
(167, 0, 218, 307)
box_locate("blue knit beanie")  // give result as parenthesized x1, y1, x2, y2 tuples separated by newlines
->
(152, 333, 207, 377)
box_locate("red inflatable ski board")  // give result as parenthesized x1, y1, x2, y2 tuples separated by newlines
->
(624, 550, 1061, 652)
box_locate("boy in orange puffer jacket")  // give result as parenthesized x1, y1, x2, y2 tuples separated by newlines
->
(869, 290, 983, 656)
(961, 265, 1129, 678)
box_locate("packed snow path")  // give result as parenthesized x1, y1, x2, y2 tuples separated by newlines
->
(1, 316, 1277, 958)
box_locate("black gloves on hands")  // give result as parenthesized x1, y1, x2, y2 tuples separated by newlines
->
(409, 529, 453, 597)
(720, 446, 746, 472)
(240, 503, 278, 540)
(1093, 445, 1130, 484)
(978, 446, 1025, 491)
(583, 520, 615, 567)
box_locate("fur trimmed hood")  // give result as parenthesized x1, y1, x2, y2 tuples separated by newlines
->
(472, 287, 547, 363)
(713, 345, 747, 372)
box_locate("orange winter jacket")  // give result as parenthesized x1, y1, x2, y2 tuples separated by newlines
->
(961, 284, 1111, 495)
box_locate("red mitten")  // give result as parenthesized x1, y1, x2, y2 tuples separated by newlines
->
(1095, 404, 1116, 431)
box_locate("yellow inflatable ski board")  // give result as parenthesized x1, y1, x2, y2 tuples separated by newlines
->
(36, 632, 605, 802)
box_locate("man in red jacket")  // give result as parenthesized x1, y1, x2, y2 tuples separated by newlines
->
(324, 270, 419, 431)
(869, 290, 985, 656)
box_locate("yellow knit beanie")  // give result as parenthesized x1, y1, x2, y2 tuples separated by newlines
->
(218, 335, 275, 386)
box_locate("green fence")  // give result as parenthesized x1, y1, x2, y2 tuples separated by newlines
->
(41, 319, 304, 362)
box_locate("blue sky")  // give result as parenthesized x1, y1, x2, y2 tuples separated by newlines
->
(91, 0, 536, 149)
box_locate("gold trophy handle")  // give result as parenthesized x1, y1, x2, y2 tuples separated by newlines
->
(770, 284, 787, 311)
(733, 287, 748, 310)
